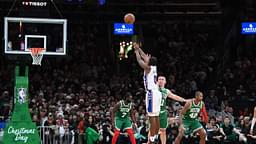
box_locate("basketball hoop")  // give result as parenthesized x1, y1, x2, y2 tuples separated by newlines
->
(28, 48, 46, 65)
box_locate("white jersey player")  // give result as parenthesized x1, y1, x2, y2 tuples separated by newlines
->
(143, 66, 161, 116)
(133, 43, 162, 144)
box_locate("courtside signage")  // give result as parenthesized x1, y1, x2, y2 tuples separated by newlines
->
(114, 23, 134, 35)
(242, 22, 256, 34)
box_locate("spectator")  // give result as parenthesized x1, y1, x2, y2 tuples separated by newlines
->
(55, 112, 69, 144)
(101, 122, 113, 144)
(221, 106, 235, 124)
(136, 119, 148, 144)
(237, 116, 252, 142)
(77, 114, 85, 144)
(43, 112, 56, 144)
(205, 90, 219, 109)
(84, 115, 100, 144)
(166, 117, 179, 143)
(220, 116, 246, 143)
(206, 116, 222, 143)
(32, 114, 40, 126)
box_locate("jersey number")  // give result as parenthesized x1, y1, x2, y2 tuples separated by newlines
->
(121, 113, 127, 118)
(189, 113, 198, 119)
(160, 99, 164, 106)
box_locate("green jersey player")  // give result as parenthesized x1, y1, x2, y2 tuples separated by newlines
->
(175, 91, 208, 144)
(157, 76, 187, 144)
(111, 92, 136, 144)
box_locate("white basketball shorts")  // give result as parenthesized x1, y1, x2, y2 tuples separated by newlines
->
(145, 89, 162, 116)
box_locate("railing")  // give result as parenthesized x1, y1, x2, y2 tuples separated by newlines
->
(0, 126, 86, 144)
(38, 126, 75, 144)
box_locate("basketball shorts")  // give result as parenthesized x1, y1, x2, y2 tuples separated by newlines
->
(183, 119, 203, 135)
(145, 89, 162, 116)
(114, 117, 132, 131)
(160, 110, 168, 129)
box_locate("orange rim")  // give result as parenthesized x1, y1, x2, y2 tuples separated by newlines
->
(28, 48, 45, 55)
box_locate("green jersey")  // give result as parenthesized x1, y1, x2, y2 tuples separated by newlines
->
(184, 100, 203, 120)
(115, 100, 132, 119)
(159, 87, 168, 112)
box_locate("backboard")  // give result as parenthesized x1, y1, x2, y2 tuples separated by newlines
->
(4, 17, 67, 55)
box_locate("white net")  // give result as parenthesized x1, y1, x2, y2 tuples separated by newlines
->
(29, 48, 45, 65)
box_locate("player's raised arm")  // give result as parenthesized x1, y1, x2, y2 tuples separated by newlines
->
(138, 48, 148, 62)
(167, 90, 187, 103)
(132, 42, 148, 61)
(133, 44, 150, 72)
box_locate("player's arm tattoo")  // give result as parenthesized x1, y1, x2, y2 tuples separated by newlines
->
(135, 50, 150, 71)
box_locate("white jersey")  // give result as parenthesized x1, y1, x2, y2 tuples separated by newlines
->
(143, 66, 158, 90)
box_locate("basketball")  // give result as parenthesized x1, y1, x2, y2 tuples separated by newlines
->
(124, 13, 135, 24)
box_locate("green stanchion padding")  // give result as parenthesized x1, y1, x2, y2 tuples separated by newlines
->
(3, 66, 40, 144)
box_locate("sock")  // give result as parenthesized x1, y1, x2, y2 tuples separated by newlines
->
(126, 128, 136, 144)
(149, 136, 155, 142)
(112, 129, 120, 144)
